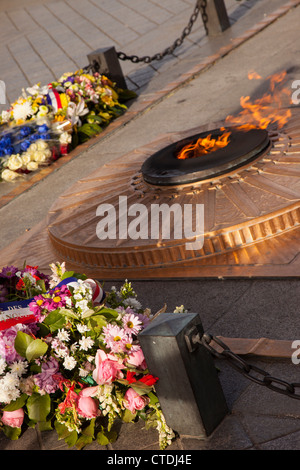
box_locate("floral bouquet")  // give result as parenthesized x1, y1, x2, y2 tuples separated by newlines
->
(0, 119, 63, 182)
(0, 262, 175, 449)
(0, 69, 135, 183)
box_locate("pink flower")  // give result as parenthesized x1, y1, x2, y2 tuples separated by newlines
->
(127, 347, 147, 370)
(1, 408, 24, 428)
(123, 388, 150, 414)
(122, 313, 142, 336)
(77, 392, 100, 419)
(92, 350, 124, 385)
(102, 324, 131, 353)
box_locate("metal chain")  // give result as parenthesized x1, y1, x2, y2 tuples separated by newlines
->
(117, 0, 208, 64)
(201, 333, 300, 400)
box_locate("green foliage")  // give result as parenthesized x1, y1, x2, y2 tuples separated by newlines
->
(14, 331, 48, 361)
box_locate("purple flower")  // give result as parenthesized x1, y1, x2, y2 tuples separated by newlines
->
(34, 357, 61, 394)
(0, 326, 22, 363)
(0, 266, 18, 279)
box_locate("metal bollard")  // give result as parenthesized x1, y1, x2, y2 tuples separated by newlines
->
(205, 0, 230, 36)
(87, 46, 127, 89)
(139, 312, 228, 437)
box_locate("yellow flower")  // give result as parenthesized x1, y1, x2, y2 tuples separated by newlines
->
(60, 93, 69, 108)
(26, 161, 39, 172)
(7, 154, 23, 171)
(1, 169, 20, 182)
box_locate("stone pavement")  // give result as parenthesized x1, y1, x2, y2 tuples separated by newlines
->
(1, 0, 300, 454)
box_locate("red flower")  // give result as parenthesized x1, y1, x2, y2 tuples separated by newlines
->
(16, 279, 25, 291)
(126, 371, 137, 384)
(139, 374, 158, 386)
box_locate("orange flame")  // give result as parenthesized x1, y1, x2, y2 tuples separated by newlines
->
(177, 129, 231, 160)
(225, 71, 292, 131)
(248, 71, 262, 80)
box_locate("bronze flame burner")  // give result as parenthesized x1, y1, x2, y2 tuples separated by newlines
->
(141, 127, 271, 186)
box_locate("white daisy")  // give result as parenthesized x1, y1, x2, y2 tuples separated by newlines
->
(13, 100, 33, 121)
(63, 356, 77, 370)
(79, 337, 94, 351)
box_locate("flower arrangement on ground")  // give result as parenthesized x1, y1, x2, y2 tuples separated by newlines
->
(0, 69, 135, 182)
(0, 262, 175, 449)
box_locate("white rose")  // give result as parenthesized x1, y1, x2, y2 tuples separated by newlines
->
(59, 131, 72, 145)
(33, 151, 47, 163)
(21, 153, 33, 165)
(7, 154, 23, 171)
(29, 143, 38, 152)
(26, 161, 39, 172)
(1, 169, 19, 182)
(36, 140, 48, 150)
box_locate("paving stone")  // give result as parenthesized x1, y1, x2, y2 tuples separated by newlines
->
(91, 0, 156, 35)
(180, 415, 254, 450)
(27, 29, 77, 78)
(66, 0, 139, 46)
(239, 414, 300, 446)
(119, 0, 173, 24)
(47, 1, 113, 49)
(260, 430, 300, 450)
(7, 35, 55, 85)
(6, 8, 40, 34)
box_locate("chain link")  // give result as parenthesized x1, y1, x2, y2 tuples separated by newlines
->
(201, 334, 300, 400)
(117, 0, 208, 64)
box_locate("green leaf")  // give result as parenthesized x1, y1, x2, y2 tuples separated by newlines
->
(75, 434, 93, 450)
(96, 307, 119, 320)
(58, 307, 79, 320)
(27, 393, 51, 422)
(148, 392, 159, 405)
(37, 323, 50, 337)
(87, 315, 107, 335)
(80, 308, 96, 319)
(96, 431, 109, 446)
(3, 425, 22, 440)
(122, 409, 136, 423)
(61, 270, 75, 280)
(65, 431, 78, 448)
(78, 123, 102, 139)
(43, 310, 66, 332)
(14, 331, 34, 358)
(117, 88, 137, 102)
(54, 421, 78, 447)
(82, 418, 95, 438)
(38, 420, 53, 432)
(26, 339, 48, 361)
(131, 381, 153, 395)
(36, 279, 46, 293)
(3, 394, 27, 411)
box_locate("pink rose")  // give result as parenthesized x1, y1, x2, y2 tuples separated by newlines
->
(77, 392, 100, 419)
(1, 408, 24, 428)
(127, 348, 147, 370)
(93, 350, 124, 385)
(123, 388, 150, 414)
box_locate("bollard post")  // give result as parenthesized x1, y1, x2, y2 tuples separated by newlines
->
(204, 0, 230, 36)
(139, 312, 228, 437)
(87, 46, 127, 89)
